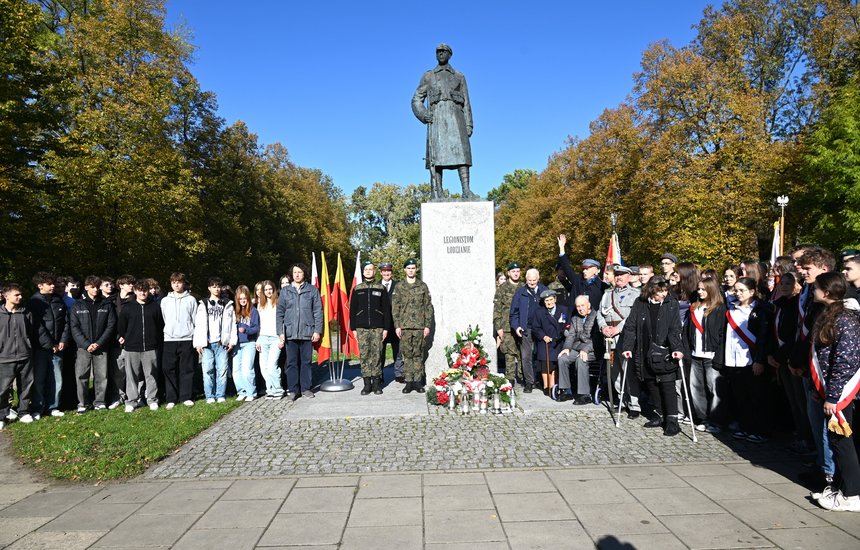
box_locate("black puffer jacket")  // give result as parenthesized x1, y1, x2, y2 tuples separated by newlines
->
(621, 295, 683, 380)
(70, 296, 116, 349)
(28, 292, 71, 350)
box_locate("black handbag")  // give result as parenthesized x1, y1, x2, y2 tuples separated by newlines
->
(648, 342, 676, 374)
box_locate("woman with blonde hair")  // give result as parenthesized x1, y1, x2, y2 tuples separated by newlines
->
(256, 280, 284, 399)
(233, 286, 259, 401)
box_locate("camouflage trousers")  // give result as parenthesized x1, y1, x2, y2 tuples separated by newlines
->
(499, 331, 520, 382)
(356, 328, 385, 378)
(399, 329, 426, 382)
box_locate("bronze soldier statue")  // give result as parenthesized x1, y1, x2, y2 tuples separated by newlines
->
(412, 43, 477, 200)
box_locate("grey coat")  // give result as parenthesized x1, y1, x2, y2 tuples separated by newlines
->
(562, 310, 597, 360)
(276, 283, 323, 341)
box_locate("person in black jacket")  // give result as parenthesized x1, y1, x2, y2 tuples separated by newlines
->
(118, 281, 164, 412)
(0, 284, 36, 427)
(349, 262, 391, 395)
(621, 277, 685, 436)
(684, 276, 727, 432)
(531, 289, 570, 398)
(28, 272, 71, 418)
(69, 276, 116, 413)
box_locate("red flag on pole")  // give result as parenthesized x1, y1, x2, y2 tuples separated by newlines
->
(315, 252, 332, 364)
(332, 254, 358, 356)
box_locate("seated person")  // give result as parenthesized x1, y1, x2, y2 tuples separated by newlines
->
(558, 295, 597, 405)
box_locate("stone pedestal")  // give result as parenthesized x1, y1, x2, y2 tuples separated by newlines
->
(420, 201, 496, 381)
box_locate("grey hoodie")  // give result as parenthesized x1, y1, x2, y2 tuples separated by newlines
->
(160, 291, 198, 342)
(0, 306, 35, 363)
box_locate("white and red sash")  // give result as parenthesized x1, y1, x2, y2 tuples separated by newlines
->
(810, 347, 860, 434)
(726, 309, 757, 352)
(773, 305, 785, 349)
(691, 307, 705, 335)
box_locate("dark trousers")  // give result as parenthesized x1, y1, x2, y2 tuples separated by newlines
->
(0, 360, 33, 417)
(723, 365, 769, 435)
(830, 402, 860, 497)
(384, 335, 403, 378)
(107, 343, 127, 403)
(516, 330, 535, 385)
(162, 340, 196, 403)
(285, 339, 313, 394)
(644, 376, 678, 419)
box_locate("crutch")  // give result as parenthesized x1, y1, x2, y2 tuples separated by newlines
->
(616, 357, 629, 428)
(677, 357, 698, 443)
(544, 342, 551, 398)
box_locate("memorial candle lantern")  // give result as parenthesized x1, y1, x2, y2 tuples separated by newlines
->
(479, 385, 488, 414)
(447, 386, 456, 411)
(509, 388, 517, 410)
(492, 391, 501, 414)
(460, 387, 470, 415)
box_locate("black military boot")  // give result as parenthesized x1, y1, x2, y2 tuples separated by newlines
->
(373, 377, 383, 395)
(664, 417, 681, 437)
(361, 377, 372, 395)
(414, 382, 425, 393)
(402, 381, 413, 394)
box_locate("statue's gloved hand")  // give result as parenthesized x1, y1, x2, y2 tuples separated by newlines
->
(467, 126, 473, 137)
(422, 113, 433, 124)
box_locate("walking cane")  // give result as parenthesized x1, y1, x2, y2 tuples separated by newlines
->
(677, 357, 698, 443)
(544, 341, 551, 398)
(616, 357, 629, 428)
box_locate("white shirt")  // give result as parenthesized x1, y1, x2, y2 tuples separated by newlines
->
(258, 305, 278, 337)
(724, 301, 755, 367)
(691, 306, 715, 359)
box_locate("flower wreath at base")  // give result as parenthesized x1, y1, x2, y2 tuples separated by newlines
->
(426, 325, 514, 410)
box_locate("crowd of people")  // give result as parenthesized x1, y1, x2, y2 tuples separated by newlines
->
(493, 235, 860, 513)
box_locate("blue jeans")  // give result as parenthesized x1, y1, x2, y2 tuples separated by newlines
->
(257, 335, 283, 397)
(286, 339, 313, 394)
(32, 348, 63, 413)
(804, 376, 835, 476)
(202, 343, 228, 399)
(232, 342, 257, 398)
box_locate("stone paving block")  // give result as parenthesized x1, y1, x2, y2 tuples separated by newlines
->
(85, 482, 168, 504)
(0, 488, 96, 518)
(667, 463, 736, 477)
(761, 525, 860, 549)
(595, 532, 688, 550)
(0, 517, 53, 546)
(172, 527, 264, 550)
(347, 496, 421, 527)
(164, 479, 233, 490)
(685, 474, 775, 501)
(0, 483, 49, 508)
(661, 513, 775, 549)
(555, 478, 636, 505)
(727, 462, 806, 485)
(545, 468, 612, 482)
(630, 487, 724, 516)
(136, 488, 224, 514)
(295, 476, 359, 488)
(254, 547, 337, 550)
(425, 509, 506, 543)
(572, 502, 668, 537)
(340, 525, 422, 550)
(357, 474, 421, 498)
(720, 497, 829, 529)
(423, 472, 485, 485)
(485, 471, 554, 494)
(427, 543, 509, 550)
(423, 484, 495, 511)
(279, 486, 354, 513)
(39, 502, 140, 531)
(5, 530, 106, 549)
(193, 499, 281, 529)
(220, 478, 295, 501)
(609, 466, 687, 489)
(503, 519, 592, 549)
(809, 507, 860, 539)
(494, 492, 575, 522)
(763, 482, 820, 510)
(91, 513, 200, 547)
(257, 512, 348, 546)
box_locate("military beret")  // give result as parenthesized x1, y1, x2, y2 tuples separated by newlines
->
(539, 289, 558, 299)
(379, 262, 393, 270)
(841, 248, 859, 258)
(660, 253, 678, 263)
(436, 43, 452, 54)
(403, 258, 418, 268)
(361, 261, 374, 269)
(507, 261, 521, 270)
(581, 259, 601, 268)
(613, 265, 632, 275)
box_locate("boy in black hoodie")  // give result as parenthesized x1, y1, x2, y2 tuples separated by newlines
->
(118, 281, 163, 411)
(28, 272, 71, 419)
(69, 276, 116, 413)
(0, 284, 36, 428)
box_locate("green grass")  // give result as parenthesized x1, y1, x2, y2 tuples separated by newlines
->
(6, 400, 242, 481)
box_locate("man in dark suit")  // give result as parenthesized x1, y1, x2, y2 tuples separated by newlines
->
(379, 262, 404, 383)
(510, 268, 548, 393)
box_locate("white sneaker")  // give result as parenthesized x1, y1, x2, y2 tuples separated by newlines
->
(94, 404, 107, 411)
(812, 485, 836, 500)
(216, 397, 226, 403)
(183, 400, 194, 407)
(148, 403, 158, 411)
(50, 409, 64, 417)
(107, 400, 122, 410)
(165, 402, 175, 410)
(76, 406, 87, 414)
(205, 398, 215, 404)
(818, 490, 860, 512)
(0, 420, 4, 430)
(32, 413, 41, 421)
(18, 414, 34, 424)
(124, 404, 135, 413)
(6, 409, 17, 421)
(695, 424, 706, 432)
(245, 395, 254, 402)
(235, 395, 245, 401)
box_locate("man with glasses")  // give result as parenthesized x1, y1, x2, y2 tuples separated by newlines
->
(660, 254, 678, 277)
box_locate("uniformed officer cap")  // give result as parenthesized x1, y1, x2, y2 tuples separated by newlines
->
(507, 261, 521, 271)
(841, 248, 859, 259)
(613, 265, 632, 275)
(581, 259, 601, 268)
(361, 261, 374, 269)
(539, 289, 558, 299)
(403, 258, 418, 268)
(379, 262, 393, 270)
(436, 43, 452, 54)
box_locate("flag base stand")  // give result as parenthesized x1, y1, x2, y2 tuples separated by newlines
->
(319, 379, 354, 392)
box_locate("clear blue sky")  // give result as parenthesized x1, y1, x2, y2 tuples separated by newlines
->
(165, 1, 714, 198)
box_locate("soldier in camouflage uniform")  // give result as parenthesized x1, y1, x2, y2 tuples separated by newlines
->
(349, 261, 391, 395)
(391, 259, 434, 394)
(493, 262, 524, 384)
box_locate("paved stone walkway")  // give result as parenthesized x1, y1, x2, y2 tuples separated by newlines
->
(0, 384, 858, 549)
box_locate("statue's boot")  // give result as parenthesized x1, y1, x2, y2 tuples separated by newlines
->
(459, 167, 478, 199)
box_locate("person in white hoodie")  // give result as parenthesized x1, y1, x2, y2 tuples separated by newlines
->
(160, 273, 198, 408)
(193, 277, 237, 403)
